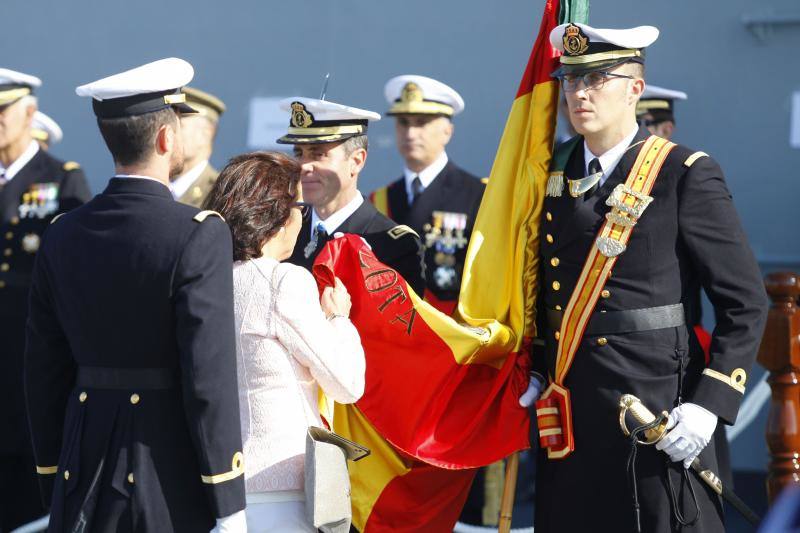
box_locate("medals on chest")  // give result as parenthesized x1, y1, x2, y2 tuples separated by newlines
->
(423, 210, 468, 290)
(18, 182, 59, 219)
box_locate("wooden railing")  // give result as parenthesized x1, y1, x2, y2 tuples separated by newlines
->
(757, 272, 800, 503)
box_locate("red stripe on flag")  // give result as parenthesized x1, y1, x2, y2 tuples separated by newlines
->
(364, 460, 475, 532)
(516, 0, 562, 97)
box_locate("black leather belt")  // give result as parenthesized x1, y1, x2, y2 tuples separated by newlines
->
(76, 366, 178, 390)
(546, 303, 685, 335)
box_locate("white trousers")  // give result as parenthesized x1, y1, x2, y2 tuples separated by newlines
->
(245, 492, 315, 533)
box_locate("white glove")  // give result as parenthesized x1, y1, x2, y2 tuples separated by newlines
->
(655, 402, 717, 469)
(211, 509, 247, 533)
(519, 372, 546, 407)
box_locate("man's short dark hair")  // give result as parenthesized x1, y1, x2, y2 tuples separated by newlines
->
(97, 108, 177, 166)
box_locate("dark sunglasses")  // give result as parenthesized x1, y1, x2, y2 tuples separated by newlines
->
(293, 202, 312, 219)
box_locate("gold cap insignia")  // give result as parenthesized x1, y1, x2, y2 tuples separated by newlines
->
(290, 102, 314, 128)
(563, 24, 589, 56)
(400, 82, 423, 104)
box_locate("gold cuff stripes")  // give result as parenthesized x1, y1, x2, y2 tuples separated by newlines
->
(200, 452, 244, 484)
(36, 465, 58, 475)
(703, 368, 747, 394)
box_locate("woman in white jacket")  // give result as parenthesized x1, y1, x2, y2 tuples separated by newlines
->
(205, 151, 365, 532)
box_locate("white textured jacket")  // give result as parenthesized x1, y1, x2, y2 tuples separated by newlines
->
(232, 256, 365, 493)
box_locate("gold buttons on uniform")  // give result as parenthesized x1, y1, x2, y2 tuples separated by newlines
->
(554, 331, 560, 340)
(0, 281, 5, 289)
(546, 234, 554, 244)
(5, 232, 12, 240)
(552, 281, 560, 291)
(10, 217, 19, 226)
(546, 212, 553, 222)
(79, 392, 87, 403)
(127, 473, 134, 484)
(0, 263, 8, 272)
(597, 337, 608, 346)
(550, 257, 560, 267)
(3, 248, 11, 257)
(555, 305, 562, 311)
(63, 470, 70, 480)
(130, 393, 140, 405)
(601, 289, 611, 298)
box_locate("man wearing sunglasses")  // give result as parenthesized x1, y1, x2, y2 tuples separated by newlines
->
(279, 97, 426, 296)
(531, 23, 768, 532)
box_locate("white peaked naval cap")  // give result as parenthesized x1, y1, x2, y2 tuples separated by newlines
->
(549, 23, 659, 76)
(276, 97, 381, 145)
(0, 68, 42, 106)
(32, 111, 64, 144)
(75, 58, 197, 118)
(384, 75, 465, 117)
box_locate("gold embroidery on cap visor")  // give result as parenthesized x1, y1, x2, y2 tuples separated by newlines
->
(389, 81, 454, 116)
(560, 49, 641, 65)
(636, 100, 671, 114)
(0, 87, 32, 106)
(563, 24, 589, 56)
(286, 125, 364, 137)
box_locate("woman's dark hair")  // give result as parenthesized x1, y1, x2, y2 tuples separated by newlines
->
(203, 151, 301, 261)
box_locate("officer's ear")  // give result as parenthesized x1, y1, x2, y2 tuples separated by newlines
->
(348, 146, 367, 177)
(156, 121, 177, 156)
(441, 117, 454, 146)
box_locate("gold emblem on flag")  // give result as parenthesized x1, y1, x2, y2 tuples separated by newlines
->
(563, 24, 589, 56)
(400, 82, 423, 103)
(290, 102, 314, 128)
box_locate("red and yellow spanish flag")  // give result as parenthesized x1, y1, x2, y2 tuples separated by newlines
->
(312, 0, 586, 529)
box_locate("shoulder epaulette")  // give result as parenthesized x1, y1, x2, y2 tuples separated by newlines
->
(387, 224, 419, 240)
(50, 213, 65, 225)
(63, 161, 81, 171)
(683, 151, 708, 168)
(193, 210, 225, 223)
(481, 177, 489, 184)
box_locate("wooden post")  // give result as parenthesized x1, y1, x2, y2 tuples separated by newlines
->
(498, 452, 519, 533)
(757, 272, 800, 503)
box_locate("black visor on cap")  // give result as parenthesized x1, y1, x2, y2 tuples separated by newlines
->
(92, 88, 197, 119)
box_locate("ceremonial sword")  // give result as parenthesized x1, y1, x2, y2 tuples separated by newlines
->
(618, 394, 760, 526)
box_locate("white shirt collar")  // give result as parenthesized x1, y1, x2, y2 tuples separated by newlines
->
(169, 160, 208, 199)
(0, 140, 39, 182)
(403, 151, 449, 203)
(583, 126, 639, 186)
(114, 174, 171, 190)
(310, 193, 364, 238)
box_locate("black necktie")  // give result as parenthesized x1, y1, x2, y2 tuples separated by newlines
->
(585, 158, 602, 200)
(410, 176, 424, 205)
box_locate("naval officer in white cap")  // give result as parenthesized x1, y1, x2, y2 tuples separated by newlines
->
(0, 68, 90, 532)
(24, 58, 246, 533)
(530, 23, 767, 533)
(636, 84, 687, 140)
(369, 75, 485, 313)
(31, 110, 64, 150)
(281, 97, 426, 295)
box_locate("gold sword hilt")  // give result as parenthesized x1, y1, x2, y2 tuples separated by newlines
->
(618, 394, 670, 445)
